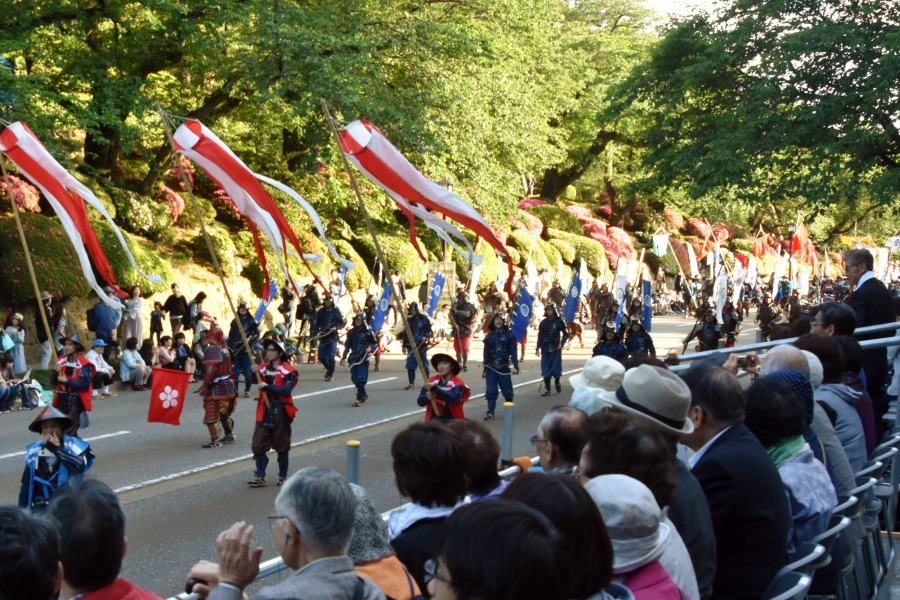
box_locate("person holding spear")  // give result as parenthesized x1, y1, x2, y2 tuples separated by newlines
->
(340, 312, 377, 407)
(310, 294, 345, 382)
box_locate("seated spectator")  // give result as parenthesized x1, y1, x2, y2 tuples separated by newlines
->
(502, 473, 629, 600)
(0, 353, 28, 411)
(120, 337, 152, 391)
(0, 506, 61, 600)
(85, 339, 116, 399)
(46, 479, 162, 599)
(584, 474, 684, 599)
(389, 422, 468, 597)
(188, 467, 385, 599)
(568, 356, 625, 416)
(744, 376, 837, 557)
(793, 334, 867, 472)
(348, 483, 422, 600)
(158, 335, 176, 368)
(448, 420, 508, 500)
(680, 364, 790, 600)
(834, 335, 877, 455)
(532, 405, 588, 475)
(173, 332, 198, 380)
(579, 411, 699, 600)
(139, 337, 158, 367)
(430, 500, 570, 600)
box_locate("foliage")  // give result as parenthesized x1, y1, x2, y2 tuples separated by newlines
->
(545, 228, 609, 275)
(352, 230, 430, 290)
(330, 239, 370, 292)
(508, 230, 552, 271)
(92, 221, 174, 296)
(547, 239, 576, 263)
(668, 237, 691, 275)
(0, 175, 41, 213)
(511, 210, 544, 236)
(518, 198, 548, 210)
(662, 208, 684, 232)
(0, 212, 90, 303)
(191, 225, 241, 278)
(108, 189, 171, 242)
(527, 205, 584, 236)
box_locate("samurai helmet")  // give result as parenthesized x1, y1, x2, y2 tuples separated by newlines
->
(408, 302, 420, 316)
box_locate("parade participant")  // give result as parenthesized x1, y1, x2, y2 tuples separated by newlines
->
(787, 290, 803, 323)
(683, 309, 722, 353)
(598, 301, 621, 339)
(51, 335, 94, 436)
(721, 299, 743, 347)
(776, 275, 792, 307)
(756, 295, 778, 342)
(593, 321, 627, 361)
(249, 338, 298, 487)
(624, 315, 656, 358)
(482, 313, 518, 421)
(311, 294, 345, 381)
(198, 325, 238, 449)
(450, 290, 477, 372)
(277, 285, 297, 337)
(296, 283, 320, 360)
(85, 339, 116, 398)
(163, 283, 189, 335)
(401, 302, 433, 390)
(341, 313, 377, 407)
(18, 406, 94, 511)
(480, 281, 508, 334)
(228, 300, 261, 398)
(536, 302, 568, 397)
(417, 353, 470, 421)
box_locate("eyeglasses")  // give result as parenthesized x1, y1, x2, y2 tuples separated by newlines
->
(423, 559, 451, 585)
(530, 435, 548, 446)
(844, 263, 861, 271)
(267, 515, 291, 529)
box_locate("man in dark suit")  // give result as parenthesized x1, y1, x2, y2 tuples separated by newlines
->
(844, 249, 895, 425)
(680, 364, 790, 600)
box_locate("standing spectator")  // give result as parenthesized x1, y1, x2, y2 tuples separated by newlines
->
(46, 479, 162, 599)
(184, 291, 207, 341)
(248, 339, 298, 488)
(843, 248, 895, 426)
(228, 301, 260, 398)
(162, 283, 189, 335)
(51, 304, 67, 354)
(93, 290, 120, 361)
(149, 301, 165, 345)
(277, 285, 297, 337)
(85, 339, 116, 399)
(35, 290, 53, 369)
(680, 364, 790, 600)
(124, 285, 145, 343)
(120, 337, 151, 391)
(51, 335, 94, 436)
(0, 506, 61, 600)
(18, 406, 94, 511)
(5, 312, 26, 372)
(187, 468, 385, 600)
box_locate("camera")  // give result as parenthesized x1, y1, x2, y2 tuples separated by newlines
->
(736, 355, 749, 369)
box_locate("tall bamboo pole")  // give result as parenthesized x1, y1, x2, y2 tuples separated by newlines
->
(319, 99, 439, 414)
(154, 106, 268, 405)
(0, 155, 58, 366)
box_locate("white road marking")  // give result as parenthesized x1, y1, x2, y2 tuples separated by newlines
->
(0, 430, 130, 461)
(293, 377, 397, 399)
(113, 369, 583, 494)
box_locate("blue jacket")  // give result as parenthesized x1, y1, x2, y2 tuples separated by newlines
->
(94, 300, 120, 337)
(536, 317, 567, 352)
(483, 329, 519, 371)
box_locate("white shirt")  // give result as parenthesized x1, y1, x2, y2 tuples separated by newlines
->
(86, 348, 113, 375)
(688, 425, 733, 469)
(856, 270, 875, 289)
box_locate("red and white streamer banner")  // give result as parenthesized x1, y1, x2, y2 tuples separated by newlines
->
(0, 122, 162, 305)
(173, 120, 334, 294)
(339, 120, 511, 281)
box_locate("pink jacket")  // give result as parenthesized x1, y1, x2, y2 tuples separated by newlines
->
(621, 561, 686, 600)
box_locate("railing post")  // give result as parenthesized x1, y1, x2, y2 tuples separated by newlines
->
(501, 402, 515, 462)
(346, 440, 360, 485)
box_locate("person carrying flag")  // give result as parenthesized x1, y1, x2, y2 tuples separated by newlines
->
(482, 313, 519, 421)
(536, 303, 568, 396)
(401, 302, 433, 390)
(197, 325, 237, 449)
(248, 339, 298, 488)
(311, 294, 345, 382)
(417, 353, 470, 422)
(450, 290, 477, 372)
(341, 313, 377, 407)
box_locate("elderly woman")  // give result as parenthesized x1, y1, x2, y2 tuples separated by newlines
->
(744, 375, 837, 557)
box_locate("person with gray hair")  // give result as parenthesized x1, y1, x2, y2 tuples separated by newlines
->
(188, 467, 385, 600)
(533, 405, 588, 475)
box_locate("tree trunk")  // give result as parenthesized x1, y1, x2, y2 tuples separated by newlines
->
(538, 130, 620, 200)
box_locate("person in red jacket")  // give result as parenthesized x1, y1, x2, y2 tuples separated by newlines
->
(417, 353, 470, 422)
(248, 338, 298, 488)
(51, 335, 94, 436)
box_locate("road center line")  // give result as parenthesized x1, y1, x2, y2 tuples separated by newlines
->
(0, 430, 131, 461)
(114, 369, 582, 494)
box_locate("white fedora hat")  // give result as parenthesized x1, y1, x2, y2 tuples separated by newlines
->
(569, 356, 626, 416)
(597, 364, 693, 436)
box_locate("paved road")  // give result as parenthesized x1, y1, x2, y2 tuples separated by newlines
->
(0, 313, 759, 597)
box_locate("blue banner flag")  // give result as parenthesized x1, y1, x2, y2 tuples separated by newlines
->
(337, 264, 349, 298)
(255, 281, 278, 323)
(370, 284, 392, 332)
(427, 271, 446, 317)
(642, 279, 653, 332)
(564, 259, 587, 322)
(512, 288, 534, 343)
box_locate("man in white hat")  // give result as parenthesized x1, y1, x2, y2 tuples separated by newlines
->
(568, 356, 624, 416)
(596, 364, 715, 600)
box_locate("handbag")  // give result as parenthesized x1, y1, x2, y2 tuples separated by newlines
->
(0, 332, 14, 352)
